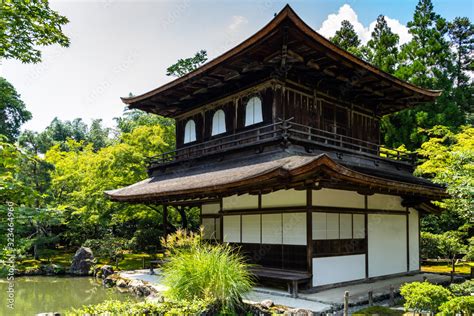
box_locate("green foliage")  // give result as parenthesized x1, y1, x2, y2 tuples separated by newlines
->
(0, 78, 32, 142)
(166, 50, 208, 77)
(330, 20, 361, 56)
(420, 231, 465, 259)
(449, 280, 474, 296)
(67, 298, 214, 316)
(416, 126, 474, 218)
(383, 0, 467, 149)
(362, 15, 399, 73)
(83, 235, 129, 262)
(465, 237, 474, 261)
(438, 296, 474, 315)
(353, 306, 403, 315)
(161, 230, 254, 313)
(400, 281, 452, 313)
(1, 0, 70, 63)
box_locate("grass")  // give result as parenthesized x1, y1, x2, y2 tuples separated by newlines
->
(14, 250, 164, 273)
(353, 306, 404, 315)
(421, 261, 473, 275)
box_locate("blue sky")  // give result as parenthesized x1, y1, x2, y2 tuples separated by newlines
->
(1, 0, 473, 132)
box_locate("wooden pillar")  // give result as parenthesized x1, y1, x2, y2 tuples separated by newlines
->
(364, 195, 369, 279)
(406, 207, 410, 272)
(306, 188, 313, 286)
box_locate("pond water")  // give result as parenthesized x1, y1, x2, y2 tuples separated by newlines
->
(0, 276, 139, 316)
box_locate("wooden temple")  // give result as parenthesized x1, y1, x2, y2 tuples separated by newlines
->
(106, 5, 447, 291)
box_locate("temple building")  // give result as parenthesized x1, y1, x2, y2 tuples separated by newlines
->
(106, 5, 447, 294)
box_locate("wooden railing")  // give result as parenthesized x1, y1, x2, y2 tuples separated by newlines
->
(147, 119, 416, 168)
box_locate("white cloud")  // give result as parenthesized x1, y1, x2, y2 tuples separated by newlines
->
(228, 15, 248, 32)
(317, 4, 412, 45)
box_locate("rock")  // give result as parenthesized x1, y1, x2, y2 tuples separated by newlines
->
(103, 276, 116, 287)
(145, 293, 165, 303)
(100, 265, 114, 279)
(260, 299, 274, 309)
(116, 278, 129, 288)
(70, 247, 94, 276)
(41, 264, 65, 275)
(128, 279, 152, 297)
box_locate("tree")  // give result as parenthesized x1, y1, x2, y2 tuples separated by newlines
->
(416, 126, 473, 219)
(362, 15, 399, 74)
(383, 0, 465, 149)
(1, 0, 70, 63)
(0, 77, 32, 142)
(448, 17, 474, 120)
(330, 20, 361, 56)
(166, 50, 208, 77)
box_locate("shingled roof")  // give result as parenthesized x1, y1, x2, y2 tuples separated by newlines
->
(121, 5, 441, 117)
(105, 153, 446, 203)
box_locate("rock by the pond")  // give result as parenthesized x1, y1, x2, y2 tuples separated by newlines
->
(116, 278, 129, 288)
(128, 279, 152, 297)
(100, 265, 114, 279)
(285, 308, 313, 316)
(260, 299, 274, 309)
(41, 264, 65, 275)
(36, 313, 61, 316)
(70, 247, 94, 275)
(103, 276, 116, 287)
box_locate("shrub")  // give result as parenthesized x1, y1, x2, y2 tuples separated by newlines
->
(83, 235, 128, 262)
(438, 296, 474, 315)
(449, 280, 474, 296)
(66, 298, 213, 315)
(161, 229, 254, 313)
(421, 232, 443, 259)
(400, 281, 452, 313)
(465, 236, 474, 261)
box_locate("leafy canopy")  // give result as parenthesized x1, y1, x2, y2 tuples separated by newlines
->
(1, 0, 70, 63)
(166, 50, 208, 77)
(330, 20, 362, 56)
(0, 77, 32, 142)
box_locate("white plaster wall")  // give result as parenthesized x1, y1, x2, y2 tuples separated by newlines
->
(409, 208, 420, 271)
(202, 218, 216, 239)
(313, 188, 364, 208)
(223, 215, 241, 243)
(313, 254, 365, 286)
(312, 212, 327, 240)
(262, 213, 282, 244)
(202, 203, 220, 214)
(261, 189, 306, 208)
(282, 213, 306, 245)
(223, 194, 258, 210)
(242, 214, 261, 243)
(367, 194, 405, 211)
(368, 214, 407, 277)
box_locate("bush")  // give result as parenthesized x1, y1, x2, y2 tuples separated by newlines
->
(421, 232, 443, 259)
(465, 237, 474, 261)
(400, 281, 452, 313)
(438, 296, 474, 315)
(449, 280, 474, 296)
(83, 235, 128, 262)
(161, 229, 254, 313)
(66, 298, 213, 315)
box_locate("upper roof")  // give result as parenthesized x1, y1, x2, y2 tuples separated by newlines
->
(122, 5, 441, 117)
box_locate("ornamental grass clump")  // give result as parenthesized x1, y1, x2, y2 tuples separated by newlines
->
(161, 229, 254, 313)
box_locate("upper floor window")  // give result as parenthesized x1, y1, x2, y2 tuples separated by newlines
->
(212, 109, 226, 136)
(245, 96, 263, 126)
(184, 119, 196, 144)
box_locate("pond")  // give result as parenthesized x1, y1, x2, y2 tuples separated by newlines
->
(0, 276, 139, 316)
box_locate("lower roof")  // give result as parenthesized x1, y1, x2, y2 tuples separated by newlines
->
(105, 152, 446, 204)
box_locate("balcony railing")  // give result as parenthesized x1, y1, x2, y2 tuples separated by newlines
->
(147, 119, 416, 169)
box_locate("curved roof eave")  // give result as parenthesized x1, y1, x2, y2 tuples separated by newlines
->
(121, 5, 441, 106)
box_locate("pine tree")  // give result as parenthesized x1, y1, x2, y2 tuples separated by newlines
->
(363, 15, 399, 74)
(382, 0, 465, 149)
(330, 20, 362, 56)
(448, 17, 474, 121)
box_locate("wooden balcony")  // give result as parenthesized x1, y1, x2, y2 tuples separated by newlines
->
(147, 119, 416, 170)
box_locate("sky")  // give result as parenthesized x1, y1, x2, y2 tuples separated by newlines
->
(2, 0, 473, 132)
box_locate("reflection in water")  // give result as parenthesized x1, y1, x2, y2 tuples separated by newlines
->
(0, 276, 138, 316)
